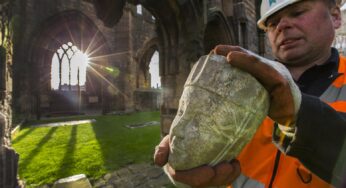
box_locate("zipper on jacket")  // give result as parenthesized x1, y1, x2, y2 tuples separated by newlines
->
(268, 149, 281, 188)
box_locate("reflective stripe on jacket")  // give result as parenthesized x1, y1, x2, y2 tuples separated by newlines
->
(230, 56, 346, 188)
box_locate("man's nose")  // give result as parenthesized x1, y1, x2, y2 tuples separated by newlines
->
(276, 16, 292, 32)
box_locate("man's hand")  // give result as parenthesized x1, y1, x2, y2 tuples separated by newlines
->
(214, 45, 302, 126)
(153, 135, 170, 166)
(154, 135, 241, 187)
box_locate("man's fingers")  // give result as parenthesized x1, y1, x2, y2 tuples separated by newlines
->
(214, 45, 284, 91)
(208, 160, 241, 186)
(269, 87, 296, 125)
(214, 45, 286, 92)
(153, 135, 170, 166)
(227, 51, 295, 124)
(210, 162, 235, 186)
(227, 160, 241, 184)
(226, 51, 285, 92)
(214, 45, 244, 56)
(166, 160, 241, 187)
(167, 165, 215, 187)
(154, 146, 169, 167)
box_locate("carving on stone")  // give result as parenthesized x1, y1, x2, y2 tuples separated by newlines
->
(167, 54, 270, 171)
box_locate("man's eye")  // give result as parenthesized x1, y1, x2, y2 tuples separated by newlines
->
(290, 10, 305, 17)
(267, 22, 277, 27)
(266, 21, 278, 30)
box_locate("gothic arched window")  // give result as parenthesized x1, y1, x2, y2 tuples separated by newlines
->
(51, 42, 89, 91)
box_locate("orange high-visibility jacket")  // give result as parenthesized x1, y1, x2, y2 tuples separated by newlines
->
(231, 55, 346, 188)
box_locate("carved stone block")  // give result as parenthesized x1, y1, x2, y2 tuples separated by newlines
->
(168, 54, 269, 170)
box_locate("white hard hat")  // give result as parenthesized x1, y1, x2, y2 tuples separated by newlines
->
(257, 0, 302, 30)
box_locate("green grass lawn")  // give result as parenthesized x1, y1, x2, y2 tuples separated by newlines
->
(12, 111, 162, 186)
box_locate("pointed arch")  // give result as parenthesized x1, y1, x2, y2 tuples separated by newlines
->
(204, 10, 236, 53)
(26, 10, 112, 118)
(136, 38, 161, 89)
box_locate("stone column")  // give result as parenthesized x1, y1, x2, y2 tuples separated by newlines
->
(0, 1, 19, 187)
(0, 112, 19, 188)
(160, 75, 178, 135)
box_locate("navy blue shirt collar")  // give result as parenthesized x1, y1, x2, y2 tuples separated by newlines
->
(296, 48, 340, 97)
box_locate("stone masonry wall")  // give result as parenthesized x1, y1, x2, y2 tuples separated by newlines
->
(232, 0, 259, 53)
(13, 0, 131, 117)
(12, 0, 156, 118)
(0, 1, 19, 187)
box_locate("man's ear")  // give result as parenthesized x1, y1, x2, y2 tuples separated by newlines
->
(331, 6, 342, 29)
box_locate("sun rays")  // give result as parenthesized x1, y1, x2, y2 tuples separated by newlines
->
(50, 20, 161, 102)
(50, 34, 130, 100)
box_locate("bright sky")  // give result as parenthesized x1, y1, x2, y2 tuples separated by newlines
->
(149, 51, 161, 88)
(341, 3, 346, 10)
(51, 46, 89, 90)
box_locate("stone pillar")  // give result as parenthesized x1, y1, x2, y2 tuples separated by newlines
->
(151, 0, 206, 136)
(0, 112, 19, 188)
(0, 1, 19, 187)
(160, 75, 178, 135)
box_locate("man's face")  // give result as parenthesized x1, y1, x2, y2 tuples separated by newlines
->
(265, 0, 341, 65)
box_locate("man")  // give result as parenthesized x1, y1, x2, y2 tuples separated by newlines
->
(154, 0, 346, 187)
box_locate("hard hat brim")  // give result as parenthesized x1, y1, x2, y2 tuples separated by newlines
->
(257, 0, 302, 30)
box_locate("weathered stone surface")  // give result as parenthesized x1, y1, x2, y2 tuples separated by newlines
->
(168, 54, 270, 170)
(0, 145, 19, 188)
(52, 174, 92, 188)
(86, 163, 172, 188)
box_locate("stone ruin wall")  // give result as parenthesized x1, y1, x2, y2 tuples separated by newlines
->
(12, 0, 157, 118)
(1, 0, 157, 186)
(0, 1, 19, 187)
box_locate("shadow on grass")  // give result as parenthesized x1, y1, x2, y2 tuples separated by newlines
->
(20, 127, 58, 171)
(58, 125, 77, 176)
(12, 127, 36, 143)
(90, 120, 122, 170)
(90, 112, 161, 171)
